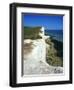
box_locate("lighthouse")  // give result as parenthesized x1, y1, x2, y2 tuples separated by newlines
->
(40, 26, 45, 35)
(40, 27, 50, 39)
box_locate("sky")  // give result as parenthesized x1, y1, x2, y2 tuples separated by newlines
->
(22, 13, 63, 30)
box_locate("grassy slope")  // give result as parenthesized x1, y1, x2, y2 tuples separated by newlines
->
(24, 26, 42, 39)
(45, 37, 63, 67)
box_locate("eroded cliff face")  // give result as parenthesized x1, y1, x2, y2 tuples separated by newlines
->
(23, 39, 63, 75)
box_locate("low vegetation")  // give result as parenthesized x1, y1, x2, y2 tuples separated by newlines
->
(24, 26, 42, 39)
(45, 37, 63, 67)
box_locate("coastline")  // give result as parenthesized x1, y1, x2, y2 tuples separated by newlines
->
(23, 26, 63, 75)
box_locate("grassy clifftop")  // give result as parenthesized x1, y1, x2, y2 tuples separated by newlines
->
(24, 26, 42, 39)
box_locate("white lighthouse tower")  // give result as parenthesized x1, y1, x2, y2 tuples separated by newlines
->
(40, 27, 45, 35)
(40, 26, 50, 39)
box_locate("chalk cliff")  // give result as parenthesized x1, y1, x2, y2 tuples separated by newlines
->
(23, 27, 63, 75)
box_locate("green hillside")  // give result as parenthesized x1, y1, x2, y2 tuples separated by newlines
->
(23, 26, 42, 39)
(46, 38, 63, 67)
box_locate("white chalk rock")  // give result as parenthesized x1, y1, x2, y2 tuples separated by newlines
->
(23, 39, 63, 75)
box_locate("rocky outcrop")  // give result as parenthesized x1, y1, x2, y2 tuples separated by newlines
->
(23, 39, 63, 75)
(23, 60, 63, 75)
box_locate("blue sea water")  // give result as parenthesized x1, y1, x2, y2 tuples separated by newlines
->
(45, 30, 63, 42)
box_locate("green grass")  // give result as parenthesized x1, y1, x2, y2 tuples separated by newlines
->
(45, 38, 63, 67)
(24, 26, 42, 39)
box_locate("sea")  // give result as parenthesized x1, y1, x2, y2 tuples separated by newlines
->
(45, 30, 63, 42)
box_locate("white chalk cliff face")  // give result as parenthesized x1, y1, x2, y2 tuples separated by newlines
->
(23, 27, 63, 75)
